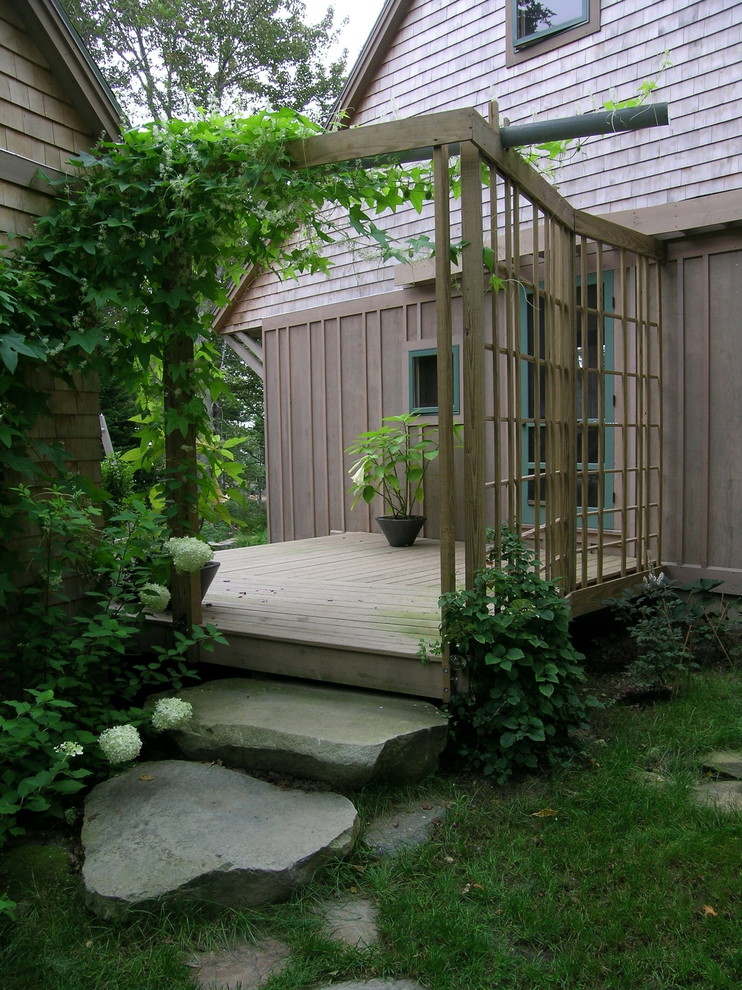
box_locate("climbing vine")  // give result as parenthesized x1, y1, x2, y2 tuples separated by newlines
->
(0, 110, 435, 602)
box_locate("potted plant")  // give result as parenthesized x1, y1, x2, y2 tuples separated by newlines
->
(347, 413, 453, 547)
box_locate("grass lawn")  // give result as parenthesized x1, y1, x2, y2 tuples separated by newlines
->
(2, 667, 740, 990)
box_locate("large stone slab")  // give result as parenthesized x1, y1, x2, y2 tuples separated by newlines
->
(701, 751, 742, 780)
(691, 780, 742, 813)
(82, 760, 359, 919)
(161, 678, 448, 789)
(187, 937, 291, 990)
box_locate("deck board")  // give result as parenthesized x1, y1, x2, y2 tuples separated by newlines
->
(178, 532, 644, 698)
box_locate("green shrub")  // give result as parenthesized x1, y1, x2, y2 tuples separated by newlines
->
(438, 530, 596, 782)
(0, 481, 224, 852)
(606, 574, 740, 690)
(100, 452, 136, 516)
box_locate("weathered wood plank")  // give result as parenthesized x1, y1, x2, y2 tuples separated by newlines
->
(287, 107, 478, 168)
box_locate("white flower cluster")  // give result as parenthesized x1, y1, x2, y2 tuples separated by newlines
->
(139, 582, 171, 612)
(151, 697, 193, 731)
(54, 741, 84, 758)
(98, 724, 142, 764)
(164, 537, 214, 573)
(642, 570, 668, 590)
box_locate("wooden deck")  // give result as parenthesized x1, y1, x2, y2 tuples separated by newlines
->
(182, 532, 646, 700)
(199, 533, 458, 698)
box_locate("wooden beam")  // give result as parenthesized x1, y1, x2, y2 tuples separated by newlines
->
(470, 113, 576, 230)
(287, 108, 479, 168)
(222, 331, 264, 379)
(574, 209, 665, 260)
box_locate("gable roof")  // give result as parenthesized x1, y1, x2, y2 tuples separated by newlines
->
(330, 0, 412, 126)
(15, 0, 121, 140)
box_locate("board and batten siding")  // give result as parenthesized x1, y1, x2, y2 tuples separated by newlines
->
(226, 0, 741, 331)
(662, 232, 742, 594)
(264, 288, 467, 543)
(0, 0, 99, 241)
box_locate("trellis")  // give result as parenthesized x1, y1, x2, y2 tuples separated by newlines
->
(284, 106, 664, 696)
(167, 107, 664, 694)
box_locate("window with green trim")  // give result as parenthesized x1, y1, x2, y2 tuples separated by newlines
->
(507, 1, 599, 65)
(409, 346, 460, 415)
(513, 0, 590, 47)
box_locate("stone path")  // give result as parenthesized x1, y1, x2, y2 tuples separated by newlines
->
(184, 797, 445, 989)
(363, 801, 446, 858)
(188, 938, 291, 990)
(315, 896, 380, 948)
(692, 749, 742, 812)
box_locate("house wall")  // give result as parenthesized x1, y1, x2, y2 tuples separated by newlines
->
(662, 231, 742, 594)
(0, 0, 102, 243)
(0, 0, 118, 591)
(264, 287, 467, 542)
(231, 0, 742, 595)
(227, 0, 741, 331)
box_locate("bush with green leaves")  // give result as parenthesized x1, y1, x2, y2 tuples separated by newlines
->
(0, 689, 93, 849)
(0, 481, 225, 854)
(437, 530, 596, 782)
(606, 573, 740, 690)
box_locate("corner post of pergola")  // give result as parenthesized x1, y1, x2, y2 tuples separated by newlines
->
(460, 139, 487, 588)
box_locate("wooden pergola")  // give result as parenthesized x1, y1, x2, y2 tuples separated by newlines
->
(175, 107, 664, 701)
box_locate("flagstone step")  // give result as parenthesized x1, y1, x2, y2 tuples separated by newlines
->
(157, 677, 449, 789)
(82, 760, 359, 920)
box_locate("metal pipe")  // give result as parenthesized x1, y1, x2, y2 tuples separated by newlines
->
(499, 103, 669, 148)
(337, 103, 669, 169)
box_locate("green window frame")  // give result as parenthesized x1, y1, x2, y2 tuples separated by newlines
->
(408, 346, 460, 416)
(513, 0, 590, 48)
(506, 1, 600, 66)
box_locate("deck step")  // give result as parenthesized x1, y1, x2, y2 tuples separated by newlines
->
(156, 677, 449, 789)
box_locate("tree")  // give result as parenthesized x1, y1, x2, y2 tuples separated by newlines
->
(62, 0, 347, 122)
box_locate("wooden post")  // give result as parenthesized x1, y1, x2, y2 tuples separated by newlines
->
(434, 145, 454, 701)
(460, 141, 486, 588)
(163, 329, 203, 635)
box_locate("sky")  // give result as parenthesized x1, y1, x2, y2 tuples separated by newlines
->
(304, 0, 387, 65)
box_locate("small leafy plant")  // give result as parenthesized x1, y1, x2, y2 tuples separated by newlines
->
(606, 573, 740, 691)
(347, 413, 460, 518)
(436, 529, 596, 782)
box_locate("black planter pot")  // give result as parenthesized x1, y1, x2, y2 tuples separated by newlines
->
(199, 560, 221, 599)
(376, 515, 426, 547)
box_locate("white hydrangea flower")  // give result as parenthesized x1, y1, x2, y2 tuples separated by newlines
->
(54, 741, 84, 758)
(139, 582, 171, 612)
(164, 537, 214, 573)
(98, 724, 142, 764)
(151, 697, 193, 731)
